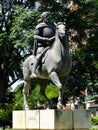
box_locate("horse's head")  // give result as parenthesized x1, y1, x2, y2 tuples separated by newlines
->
(55, 22, 66, 39)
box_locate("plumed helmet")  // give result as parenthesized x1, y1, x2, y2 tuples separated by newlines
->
(41, 12, 49, 20)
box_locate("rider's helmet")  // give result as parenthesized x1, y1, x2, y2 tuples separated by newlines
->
(41, 12, 50, 22)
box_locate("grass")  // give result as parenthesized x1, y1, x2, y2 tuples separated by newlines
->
(89, 128, 98, 130)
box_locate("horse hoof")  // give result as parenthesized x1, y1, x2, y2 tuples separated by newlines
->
(25, 107, 29, 110)
(23, 105, 29, 110)
(57, 102, 63, 109)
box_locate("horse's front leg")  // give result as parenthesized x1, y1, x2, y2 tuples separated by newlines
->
(49, 71, 64, 109)
(40, 90, 53, 109)
(23, 81, 30, 110)
(57, 88, 65, 109)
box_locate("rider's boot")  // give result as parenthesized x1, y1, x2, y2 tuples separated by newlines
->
(30, 59, 38, 78)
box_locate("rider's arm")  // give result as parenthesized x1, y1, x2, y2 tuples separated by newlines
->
(49, 36, 55, 41)
(34, 28, 49, 41)
(34, 34, 48, 41)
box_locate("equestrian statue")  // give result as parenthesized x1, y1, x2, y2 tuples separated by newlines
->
(22, 12, 72, 110)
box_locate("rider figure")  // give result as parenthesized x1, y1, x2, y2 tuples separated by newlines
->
(30, 12, 55, 78)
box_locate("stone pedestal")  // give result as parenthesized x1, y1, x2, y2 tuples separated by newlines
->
(13, 109, 91, 130)
(13, 110, 39, 129)
(73, 110, 91, 130)
(40, 110, 72, 129)
(13, 111, 25, 129)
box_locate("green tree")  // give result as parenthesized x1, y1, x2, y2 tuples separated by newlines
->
(66, 0, 98, 96)
(0, 5, 40, 107)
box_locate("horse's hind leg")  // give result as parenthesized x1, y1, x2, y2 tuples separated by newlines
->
(49, 71, 64, 109)
(39, 80, 53, 109)
(23, 80, 30, 110)
(23, 65, 30, 110)
(40, 89, 53, 109)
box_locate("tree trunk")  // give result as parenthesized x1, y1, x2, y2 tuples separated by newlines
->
(0, 69, 9, 108)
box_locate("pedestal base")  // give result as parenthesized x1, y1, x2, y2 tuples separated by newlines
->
(13, 109, 91, 130)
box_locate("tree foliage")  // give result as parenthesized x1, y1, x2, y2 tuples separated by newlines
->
(68, 0, 98, 96)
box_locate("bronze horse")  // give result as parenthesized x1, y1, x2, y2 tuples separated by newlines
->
(23, 22, 72, 110)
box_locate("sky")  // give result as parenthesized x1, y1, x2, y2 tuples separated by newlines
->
(11, 79, 24, 90)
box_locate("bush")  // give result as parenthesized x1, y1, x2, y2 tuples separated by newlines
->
(0, 109, 12, 126)
(0, 104, 13, 126)
(91, 116, 98, 125)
